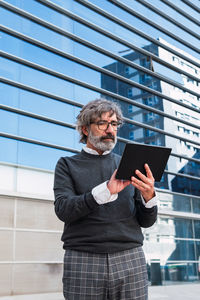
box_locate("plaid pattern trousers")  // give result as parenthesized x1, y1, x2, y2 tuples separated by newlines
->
(63, 246, 148, 300)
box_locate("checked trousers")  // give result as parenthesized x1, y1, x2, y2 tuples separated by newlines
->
(63, 246, 148, 300)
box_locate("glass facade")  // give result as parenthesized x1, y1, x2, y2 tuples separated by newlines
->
(1, 0, 200, 285)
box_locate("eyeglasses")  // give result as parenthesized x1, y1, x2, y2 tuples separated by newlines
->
(91, 120, 122, 131)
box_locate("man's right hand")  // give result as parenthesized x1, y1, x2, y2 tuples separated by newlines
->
(107, 169, 131, 195)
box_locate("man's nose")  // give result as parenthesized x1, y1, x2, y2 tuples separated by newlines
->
(105, 123, 115, 133)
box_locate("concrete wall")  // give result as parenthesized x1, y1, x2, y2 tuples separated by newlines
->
(0, 164, 64, 296)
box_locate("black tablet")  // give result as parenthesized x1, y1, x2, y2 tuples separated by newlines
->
(115, 143, 172, 182)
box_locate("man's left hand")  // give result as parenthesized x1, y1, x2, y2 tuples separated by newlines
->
(130, 163, 155, 202)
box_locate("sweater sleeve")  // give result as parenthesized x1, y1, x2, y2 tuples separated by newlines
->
(53, 157, 99, 224)
(134, 188, 157, 228)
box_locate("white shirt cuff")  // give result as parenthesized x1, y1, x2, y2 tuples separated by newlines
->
(92, 181, 118, 205)
(140, 193, 157, 208)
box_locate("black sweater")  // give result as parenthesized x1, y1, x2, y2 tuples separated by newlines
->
(53, 150, 157, 253)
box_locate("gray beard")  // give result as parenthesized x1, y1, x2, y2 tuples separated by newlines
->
(88, 131, 117, 152)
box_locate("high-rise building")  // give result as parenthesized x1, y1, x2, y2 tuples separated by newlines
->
(1, 0, 200, 296)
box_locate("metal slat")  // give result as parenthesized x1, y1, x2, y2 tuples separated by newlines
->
(0, 77, 83, 108)
(2, 50, 200, 114)
(106, 0, 200, 53)
(1, 51, 200, 130)
(181, 0, 200, 13)
(1, 101, 200, 146)
(1, 78, 200, 166)
(156, 187, 200, 199)
(0, 105, 76, 129)
(3, 25, 199, 96)
(1, 133, 199, 182)
(135, 0, 200, 40)
(1, 102, 200, 164)
(2, 0, 199, 76)
(1, 26, 199, 100)
(2, 77, 200, 135)
(0, 132, 80, 154)
(160, 0, 200, 26)
(37, 0, 200, 67)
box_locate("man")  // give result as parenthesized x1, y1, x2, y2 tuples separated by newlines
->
(54, 99, 157, 300)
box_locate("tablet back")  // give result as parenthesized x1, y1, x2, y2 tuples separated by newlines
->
(116, 143, 172, 181)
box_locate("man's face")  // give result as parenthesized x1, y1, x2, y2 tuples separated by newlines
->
(84, 111, 118, 154)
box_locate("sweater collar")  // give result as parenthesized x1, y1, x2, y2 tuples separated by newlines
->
(83, 146, 111, 156)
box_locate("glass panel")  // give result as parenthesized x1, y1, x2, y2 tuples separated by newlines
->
(109, 0, 200, 58)
(192, 198, 200, 214)
(163, 262, 198, 282)
(1, 7, 73, 50)
(17, 141, 77, 170)
(1, 0, 200, 189)
(173, 219, 193, 238)
(2, 7, 199, 99)
(0, 83, 20, 107)
(1, 58, 74, 98)
(145, 237, 195, 261)
(0, 137, 18, 164)
(118, 0, 200, 45)
(194, 221, 200, 239)
(143, 218, 195, 266)
(87, 0, 200, 34)
(167, 239, 195, 260)
(0, 110, 19, 135)
(171, 194, 192, 213)
(17, 117, 75, 146)
(158, 192, 193, 213)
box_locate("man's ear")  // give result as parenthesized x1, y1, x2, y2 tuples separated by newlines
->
(82, 126, 88, 137)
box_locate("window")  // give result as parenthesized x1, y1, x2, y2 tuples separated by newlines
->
(128, 105, 133, 113)
(144, 96, 158, 106)
(145, 112, 158, 121)
(146, 129, 156, 137)
(127, 88, 133, 97)
(193, 132, 199, 137)
(124, 66, 130, 75)
(184, 128, 190, 134)
(129, 131, 134, 140)
(140, 73, 151, 83)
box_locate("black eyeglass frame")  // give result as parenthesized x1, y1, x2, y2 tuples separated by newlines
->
(90, 120, 123, 131)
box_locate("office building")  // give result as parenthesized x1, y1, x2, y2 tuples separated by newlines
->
(0, 0, 200, 296)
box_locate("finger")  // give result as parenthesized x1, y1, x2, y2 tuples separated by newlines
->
(111, 169, 117, 180)
(131, 177, 155, 197)
(131, 179, 146, 192)
(144, 163, 154, 179)
(135, 169, 149, 183)
(131, 176, 147, 190)
(123, 180, 131, 188)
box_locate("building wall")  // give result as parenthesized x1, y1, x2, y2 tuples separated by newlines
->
(0, 164, 64, 296)
(1, 0, 200, 296)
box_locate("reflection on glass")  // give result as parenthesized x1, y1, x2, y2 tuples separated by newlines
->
(194, 221, 200, 239)
(0, 137, 18, 164)
(144, 234, 199, 281)
(172, 194, 192, 213)
(158, 190, 193, 212)
(144, 217, 196, 258)
(18, 141, 77, 170)
(111, 0, 200, 58)
(0, 110, 19, 135)
(163, 262, 198, 282)
(192, 199, 200, 214)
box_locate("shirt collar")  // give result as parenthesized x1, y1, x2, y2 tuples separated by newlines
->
(83, 146, 111, 155)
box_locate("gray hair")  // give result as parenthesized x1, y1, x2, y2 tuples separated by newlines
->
(76, 98, 123, 144)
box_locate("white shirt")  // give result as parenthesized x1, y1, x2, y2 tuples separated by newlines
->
(83, 146, 157, 208)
